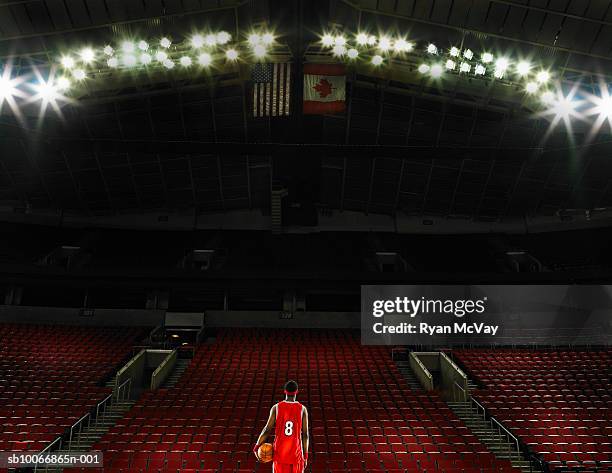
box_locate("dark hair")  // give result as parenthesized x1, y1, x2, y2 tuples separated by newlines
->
(285, 380, 298, 394)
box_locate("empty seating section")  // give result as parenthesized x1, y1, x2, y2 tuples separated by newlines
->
(0, 323, 145, 453)
(455, 349, 611, 472)
(93, 329, 520, 472)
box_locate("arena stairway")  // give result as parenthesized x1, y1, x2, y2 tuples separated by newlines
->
(395, 355, 542, 473)
(447, 400, 541, 473)
(162, 358, 191, 388)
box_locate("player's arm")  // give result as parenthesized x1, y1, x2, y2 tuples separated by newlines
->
(253, 404, 276, 460)
(301, 406, 309, 466)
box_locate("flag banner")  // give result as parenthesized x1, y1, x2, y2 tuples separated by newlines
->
(251, 63, 291, 118)
(303, 64, 346, 114)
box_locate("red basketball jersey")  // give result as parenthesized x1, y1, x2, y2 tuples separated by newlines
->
(273, 401, 304, 464)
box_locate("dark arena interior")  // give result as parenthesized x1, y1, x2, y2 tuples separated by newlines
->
(1, 1, 612, 473)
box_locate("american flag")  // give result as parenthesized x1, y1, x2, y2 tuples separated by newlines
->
(251, 63, 291, 117)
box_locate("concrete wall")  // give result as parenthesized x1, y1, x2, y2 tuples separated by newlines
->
(150, 350, 177, 390)
(206, 310, 360, 329)
(409, 352, 434, 391)
(0, 306, 358, 329)
(0, 305, 164, 327)
(116, 349, 146, 399)
(440, 352, 469, 402)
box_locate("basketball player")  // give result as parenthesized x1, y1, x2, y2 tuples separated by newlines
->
(253, 380, 309, 472)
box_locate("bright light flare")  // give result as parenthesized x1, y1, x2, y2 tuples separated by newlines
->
(138, 40, 149, 51)
(72, 69, 86, 80)
(525, 82, 538, 94)
(536, 70, 550, 83)
(216, 31, 231, 44)
(393, 38, 412, 53)
(61, 56, 75, 69)
(225, 49, 239, 61)
(179, 56, 192, 67)
(371, 55, 383, 66)
(347, 48, 358, 59)
(332, 44, 347, 57)
(197, 52, 212, 66)
(103, 45, 114, 56)
(356, 33, 369, 45)
(79, 48, 95, 63)
(261, 33, 274, 45)
(122, 41, 135, 53)
(140, 53, 152, 65)
(0, 76, 16, 101)
(445, 59, 456, 70)
(463, 49, 473, 60)
(417, 64, 430, 74)
(160, 37, 172, 48)
(122, 55, 137, 67)
(481, 52, 493, 63)
(155, 51, 168, 62)
(474, 64, 486, 75)
(450, 46, 460, 57)
(516, 61, 531, 76)
(56, 76, 71, 91)
(321, 34, 334, 47)
(459, 62, 471, 73)
(430, 64, 443, 78)
(249, 33, 262, 46)
(191, 34, 205, 48)
(427, 43, 438, 54)
(253, 44, 267, 58)
(204, 34, 217, 46)
(377, 36, 392, 51)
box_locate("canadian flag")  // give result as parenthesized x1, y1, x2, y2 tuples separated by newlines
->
(303, 64, 346, 114)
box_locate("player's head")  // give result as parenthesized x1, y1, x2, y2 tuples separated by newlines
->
(284, 380, 298, 398)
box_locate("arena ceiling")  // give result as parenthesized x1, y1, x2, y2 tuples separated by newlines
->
(0, 0, 611, 223)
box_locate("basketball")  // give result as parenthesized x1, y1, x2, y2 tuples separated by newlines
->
(258, 442, 274, 462)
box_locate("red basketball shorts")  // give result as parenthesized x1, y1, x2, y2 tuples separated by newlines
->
(272, 460, 305, 473)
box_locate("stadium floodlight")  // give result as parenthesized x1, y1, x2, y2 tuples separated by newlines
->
(321, 34, 334, 47)
(481, 52, 493, 63)
(459, 62, 471, 73)
(417, 64, 430, 74)
(61, 56, 75, 69)
(347, 48, 359, 59)
(253, 44, 267, 58)
(394, 38, 412, 53)
(463, 49, 474, 60)
(204, 34, 217, 46)
(140, 53, 152, 65)
(536, 70, 550, 83)
(430, 64, 443, 78)
(79, 48, 95, 63)
(367, 35, 377, 45)
(592, 95, 612, 121)
(107, 57, 119, 68)
(248, 33, 262, 46)
(197, 52, 212, 66)
(56, 76, 71, 91)
(34, 80, 59, 101)
(122, 41, 135, 53)
(332, 44, 347, 57)
(163, 58, 174, 69)
(334, 35, 346, 46)
(525, 82, 538, 94)
(541, 90, 555, 105)
(427, 43, 438, 55)
(356, 33, 369, 45)
(495, 57, 509, 71)
(103, 45, 114, 56)
(552, 95, 577, 118)
(191, 34, 205, 49)
(225, 48, 239, 61)
(261, 33, 274, 45)
(493, 69, 504, 79)
(516, 61, 531, 76)
(377, 36, 392, 51)
(138, 40, 148, 51)
(371, 55, 383, 66)
(474, 64, 486, 75)
(122, 55, 137, 67)
(72, 69, 86, 80)
(155, 51, 168, 62)
(0, 76, 16, 101)
(217, 31, 231, 44)
(179, 56, 192, 67)
(450, 46, 460, 57)
(445, 59, 456, 70)
(160, 37, 172, 48)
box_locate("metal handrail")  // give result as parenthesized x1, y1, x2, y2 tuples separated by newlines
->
(95, 393, 113, 426)
(471, 397, 487, 420)
(116, 377, 131, 402)
(453, 381, 467, 402)
(491, 416, 520, 454)
(34, 436, 62, 472)
(410, 352, 433, 379)
(69, 413, 91, 451)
